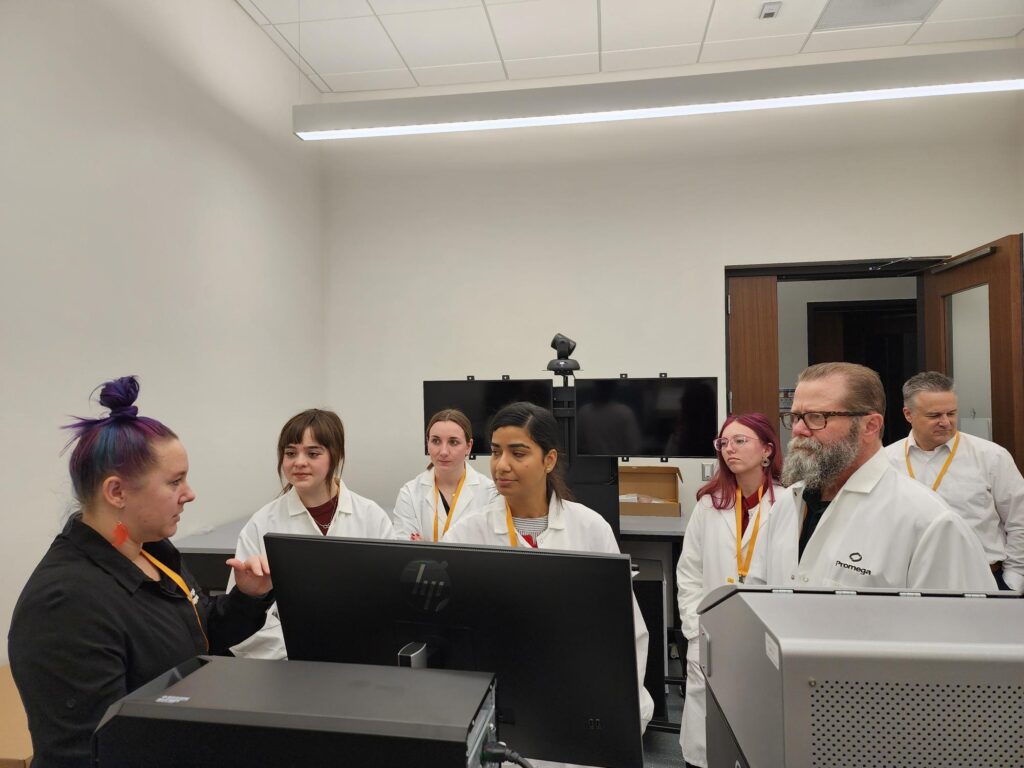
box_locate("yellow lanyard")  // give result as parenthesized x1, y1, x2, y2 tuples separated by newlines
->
(504, 501, 542, 548)
(140, 549, 209, 652)
(905, 431, 960, 492)
(734, 486, 763, 583)
(505, 501, 520, 548)
(432, 468, 466, 542)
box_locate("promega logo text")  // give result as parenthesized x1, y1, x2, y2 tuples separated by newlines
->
(835, 559, 872, 576)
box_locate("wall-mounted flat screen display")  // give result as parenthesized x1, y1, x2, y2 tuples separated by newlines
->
(575, 377, 718, 458)
(423, 379, 554, 454)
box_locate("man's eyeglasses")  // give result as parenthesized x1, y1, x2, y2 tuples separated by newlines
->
(780, 411, 869, 430)
(712, 436, 759, 451)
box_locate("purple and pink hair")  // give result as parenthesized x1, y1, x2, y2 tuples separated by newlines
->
(62, 376, 176, 504)
(696, 412, 783, 510)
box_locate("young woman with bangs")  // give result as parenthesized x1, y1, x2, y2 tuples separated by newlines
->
(229, 408, 393, 659)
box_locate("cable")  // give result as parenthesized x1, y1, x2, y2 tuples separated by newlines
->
(481, 740, 535, 768)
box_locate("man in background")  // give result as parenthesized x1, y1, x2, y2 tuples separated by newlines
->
(886, 371, 1024, 591)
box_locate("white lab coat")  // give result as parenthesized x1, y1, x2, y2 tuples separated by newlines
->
(444, 496, 656, 745)
(228, 483, 395, 659)
(392, 463, 499, 540)
(675, 483, 785, 767)
(748, 448, 996, 591)
(886, 431, 1024, 591)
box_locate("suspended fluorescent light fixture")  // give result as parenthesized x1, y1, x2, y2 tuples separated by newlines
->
(294, 49, 1024, 141)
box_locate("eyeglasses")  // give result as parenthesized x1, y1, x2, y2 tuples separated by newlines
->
(712, 436, 759, 451)
(780, 411, 869, 430)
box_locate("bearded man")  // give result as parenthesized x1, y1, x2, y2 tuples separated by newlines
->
(748, 363, 994, 591)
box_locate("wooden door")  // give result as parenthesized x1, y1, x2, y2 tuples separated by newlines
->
(726, 275, 779, 426)
(923, 233, 1024, 470)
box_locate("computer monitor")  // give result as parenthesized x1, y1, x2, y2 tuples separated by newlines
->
(422, 379, 554, 455)
(574, 377, 718, 458)
(265, 534, 644, 768)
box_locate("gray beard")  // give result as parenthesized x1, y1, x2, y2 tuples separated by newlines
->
(781, 419, 860, 490)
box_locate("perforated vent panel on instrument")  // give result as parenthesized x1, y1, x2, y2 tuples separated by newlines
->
(810, 681, 1024, 768)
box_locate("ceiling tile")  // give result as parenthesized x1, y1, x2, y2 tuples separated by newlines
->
(488, 0, 598, 60)
(706, 0, 828, 41)
(285, 17, 405, 72)
(600, 0, 713, 49)
(802, 23, 918, 53)
(299, 0, 374, 20)
(700, 34, 811, 63)
(371, 0, 478, 11)
(323, 68, 418, 91)
(275, 21, 302, 48)
(814, 0, 938, 29)
(381, 6, 500, 67)
(236, 0, 272, 25)
(412, 60, 507, 85)
(928, 0, 1024, 22)
(602, 44, 700, 72)
(504, 52, 599, 79)
(263, 24, 332, 89)
(910, 15, 1024, 42)
(252, 0, 300, 24)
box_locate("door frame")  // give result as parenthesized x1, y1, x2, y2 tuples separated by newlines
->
(725, 257, 943, 442)
(922, 234, 1024, 468)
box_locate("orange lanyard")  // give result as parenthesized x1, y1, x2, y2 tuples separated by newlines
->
(432, 468, 466, 542)
(734, 486, 763, 583)
(905, 432, 960, 492)
(140, 549, 209, 652)
(504, 501, 540, 548)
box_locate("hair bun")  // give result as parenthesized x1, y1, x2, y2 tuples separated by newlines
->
(98, 376, 141, 418)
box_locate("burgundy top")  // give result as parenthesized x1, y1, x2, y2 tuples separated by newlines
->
(306, 495, 339, 536)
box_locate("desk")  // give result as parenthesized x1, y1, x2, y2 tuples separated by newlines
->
(174, 518, 247, 593)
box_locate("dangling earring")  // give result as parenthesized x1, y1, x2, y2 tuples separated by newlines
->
(112, 521, 130, 547)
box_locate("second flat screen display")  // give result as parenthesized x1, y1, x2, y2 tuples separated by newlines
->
(574, 377, 718, 458)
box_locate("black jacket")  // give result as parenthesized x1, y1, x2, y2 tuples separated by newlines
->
(8, 516, 273, 768)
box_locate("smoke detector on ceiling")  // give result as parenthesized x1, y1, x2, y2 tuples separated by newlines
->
(760, 2, 783, 19)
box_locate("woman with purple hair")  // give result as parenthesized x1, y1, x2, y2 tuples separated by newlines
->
(675, 412, 785, 768)
(8, 376, 275, 768)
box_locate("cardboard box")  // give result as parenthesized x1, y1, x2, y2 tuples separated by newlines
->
(0, 666, 32, 767)
(618, 466, 683, 518)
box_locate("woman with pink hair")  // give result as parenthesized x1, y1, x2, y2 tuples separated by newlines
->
(675, 412, 784, 768)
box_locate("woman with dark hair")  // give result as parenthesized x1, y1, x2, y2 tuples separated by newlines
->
(444, 402, 654, 734)
(675, 412, 784, 768)
(229, 408, 394, 659)
(393, 408, 498, 541)
(8, 376, 274, 768)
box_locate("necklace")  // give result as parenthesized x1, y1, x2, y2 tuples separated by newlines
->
(316, 520, 330, 531)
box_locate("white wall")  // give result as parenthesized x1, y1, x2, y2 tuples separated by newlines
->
(0, 0, 323, 654)
(322, 90, 1023, 508)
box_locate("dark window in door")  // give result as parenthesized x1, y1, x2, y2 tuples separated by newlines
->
(807, 299, 917, 446)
